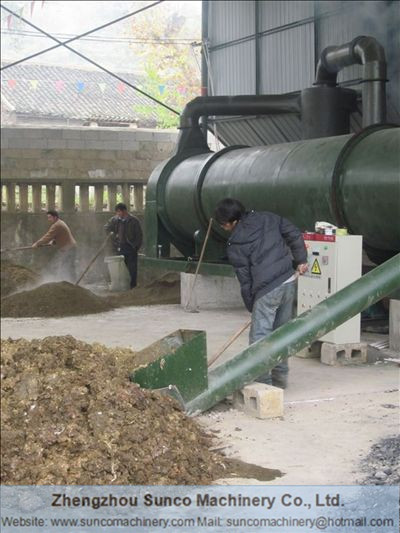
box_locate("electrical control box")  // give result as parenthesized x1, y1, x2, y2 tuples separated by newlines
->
(297, 234, 363, 344)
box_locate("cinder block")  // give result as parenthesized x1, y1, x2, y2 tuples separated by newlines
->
(121, 140, 140, 151)
(135, 131, 154, 141)
(389, 300, 400, 352)
(320, 342, 368, 366)
(66, 140, 84, 149)
(295, 341, 322, 359)
(47, 139, 67, 149)
(233, 383, 283, 419)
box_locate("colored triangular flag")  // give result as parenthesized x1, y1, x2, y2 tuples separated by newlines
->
(7, 15, 12, 29)
(7, 79, 17, 89)
(76, 81, 85, 93)
(117, 82, 126, 94)
(30, 79, 39, 90)
(98, 83, 106, 93)
(158, 85, 165, 95)
(55, 80, 65, 92)
(31, 1, 35, 17)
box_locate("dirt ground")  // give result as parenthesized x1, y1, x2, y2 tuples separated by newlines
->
(2, 303, 398, 486)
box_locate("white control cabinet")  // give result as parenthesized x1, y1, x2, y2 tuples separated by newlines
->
(297, 235, 363, 344)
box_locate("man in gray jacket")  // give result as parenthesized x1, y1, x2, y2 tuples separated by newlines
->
(105, 203, 142, 288)
(214, 198, 308, 388)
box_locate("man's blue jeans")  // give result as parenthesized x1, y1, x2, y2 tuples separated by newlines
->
(249, 279, 297, 388)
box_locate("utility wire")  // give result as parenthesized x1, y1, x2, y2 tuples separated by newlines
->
(1, 28, 197, 45)
(0, 4, 179, 116)
(1, 1, 164, 71)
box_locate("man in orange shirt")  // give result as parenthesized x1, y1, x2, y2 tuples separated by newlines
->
(32, 210, 77, 282)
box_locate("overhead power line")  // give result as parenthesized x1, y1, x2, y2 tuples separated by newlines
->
(1, 0, 165, 71)
(0, 4, 179, 116)
(1, 28, 198, 45)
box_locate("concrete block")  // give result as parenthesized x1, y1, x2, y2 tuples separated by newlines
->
(47, 139, 67, 149)
(99, 131, 118, 141)
(180, 273, 243, 309)
(84, 140, 106, 150)
(67, 140, 84, 149)
(320, 342, 368, 366)
(27, 139, 48, 149)
(82, 130, 100, 140)
(104, 141, 123, 150)
(121, 140, 140, 151)
(233, 383, 283, 419)
(295, 341, 322, 359)
(62, 130, 83, 140)
(389, 300, 400, 353)
(134, 131, 154, 141)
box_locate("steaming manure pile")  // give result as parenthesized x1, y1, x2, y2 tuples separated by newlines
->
(1, 260, 39, 297)
(1, 336, 225, 485)
(1, 281, 114, 318)
(107, 273, 180, 308)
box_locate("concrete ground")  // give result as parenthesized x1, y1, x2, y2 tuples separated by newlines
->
(1, 303, 398, 485)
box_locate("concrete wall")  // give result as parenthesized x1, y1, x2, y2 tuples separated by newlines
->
(1, 125, 178, 187)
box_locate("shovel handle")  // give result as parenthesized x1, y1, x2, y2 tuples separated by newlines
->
(0, 243, 53, 253)
(184, 218, 213, 310)
(75, 233, 112, 286)
(208, 318, 252, 368)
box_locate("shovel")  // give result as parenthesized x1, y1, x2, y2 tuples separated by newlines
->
(184, 218, 213, 313)
(0, 243, 54, 253)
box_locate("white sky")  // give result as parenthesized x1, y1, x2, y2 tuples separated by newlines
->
(1, 0, 202, 72)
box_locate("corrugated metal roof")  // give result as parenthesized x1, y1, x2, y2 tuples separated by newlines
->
(209, 0, 255, 47)
(260, 22, 315, 93)
(209, 113, 302, 146)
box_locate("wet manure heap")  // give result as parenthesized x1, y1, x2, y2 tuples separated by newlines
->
(108, 273, 180, 308)
(1, 281, 113, 318)
(1, 260, 39, 297)
(1, 336, 225, 485)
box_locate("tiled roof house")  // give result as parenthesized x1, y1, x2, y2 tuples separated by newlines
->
(1, 62, 160, 127)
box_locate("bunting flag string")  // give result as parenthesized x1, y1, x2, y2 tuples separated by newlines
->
(55, 80, 65, 92)
(3, 77, 192, 96)
(117, 82, 126, 94)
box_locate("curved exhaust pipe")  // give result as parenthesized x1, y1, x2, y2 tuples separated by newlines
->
(315, 35, 387, 127)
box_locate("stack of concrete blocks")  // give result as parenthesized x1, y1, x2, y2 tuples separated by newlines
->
(296, 341, 367, 365)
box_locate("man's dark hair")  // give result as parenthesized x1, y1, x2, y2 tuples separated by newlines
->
(47, 209, 59, 218)
(115, 202, 127, 211)
(214, 198, 246, 224)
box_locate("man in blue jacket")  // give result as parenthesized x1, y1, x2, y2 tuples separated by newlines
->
(214, 198, 308, 388)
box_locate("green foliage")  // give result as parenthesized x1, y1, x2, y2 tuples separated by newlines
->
(127, 1, 201, 129)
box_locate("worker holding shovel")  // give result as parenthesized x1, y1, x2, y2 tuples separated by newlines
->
(214, 198, 308, 388)
(32, 209, 77, 282)
(105, 202, 143, 289)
